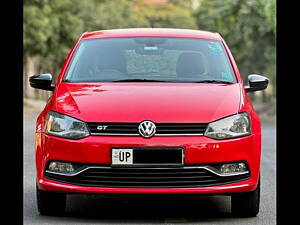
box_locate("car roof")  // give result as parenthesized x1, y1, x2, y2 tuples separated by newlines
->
(81, 28, 221, 41)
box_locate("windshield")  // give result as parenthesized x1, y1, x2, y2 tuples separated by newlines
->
(63, 37, 236, 83)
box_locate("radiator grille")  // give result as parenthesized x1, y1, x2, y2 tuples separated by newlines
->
(45, 165, 250, 188)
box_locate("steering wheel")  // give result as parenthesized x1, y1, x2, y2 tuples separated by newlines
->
(97, 69, 124, 76)
(87, 67, 125, 79)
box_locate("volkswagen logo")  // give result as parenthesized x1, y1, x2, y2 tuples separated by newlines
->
(138, 121, 156, 138)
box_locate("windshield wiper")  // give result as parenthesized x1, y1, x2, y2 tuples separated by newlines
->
(194, 80, 234, 84)
(112, 78, 168, 82)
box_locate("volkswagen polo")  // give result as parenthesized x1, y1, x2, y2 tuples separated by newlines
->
(29, 28, 269, 217)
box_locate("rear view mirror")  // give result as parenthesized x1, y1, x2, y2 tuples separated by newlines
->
(29, 73, 54, 91)
(245, 74, 269, 92)
(135, 46, 164, 55)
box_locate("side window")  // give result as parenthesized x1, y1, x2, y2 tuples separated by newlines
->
(51, 73, 58, 86)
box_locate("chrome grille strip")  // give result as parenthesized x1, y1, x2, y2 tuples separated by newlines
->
(45, 165, 249, 177)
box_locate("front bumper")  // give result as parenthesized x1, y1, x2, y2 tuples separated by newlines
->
(36, 133, 261, 194)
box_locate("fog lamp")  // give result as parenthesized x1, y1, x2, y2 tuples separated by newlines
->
(48, 161, 75, 173)
(220, 162, 248, 175)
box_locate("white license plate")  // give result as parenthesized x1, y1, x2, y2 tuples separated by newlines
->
(112, 149, 133, 165)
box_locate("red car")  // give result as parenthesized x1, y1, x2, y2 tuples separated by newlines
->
(30, 28, 268, 217)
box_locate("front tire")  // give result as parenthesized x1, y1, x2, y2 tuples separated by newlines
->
(36, 186, 66, 216)
(231, 179, 260, 217)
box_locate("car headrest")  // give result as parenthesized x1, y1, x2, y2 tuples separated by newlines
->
(176, 52, 205, 78)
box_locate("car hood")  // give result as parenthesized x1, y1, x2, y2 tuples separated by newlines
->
(54, 82, 241, 123)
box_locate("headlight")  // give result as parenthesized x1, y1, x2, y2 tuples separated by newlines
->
(45, 111, 89, 139)
(204, 113, 251, 139)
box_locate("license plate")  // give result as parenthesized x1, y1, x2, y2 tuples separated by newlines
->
(111, 147, 184, 166)
(112, 149, 133, 165)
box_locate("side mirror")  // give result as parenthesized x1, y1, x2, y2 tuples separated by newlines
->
(29, 73, 54, 91)
(245, 74, 269, 93)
